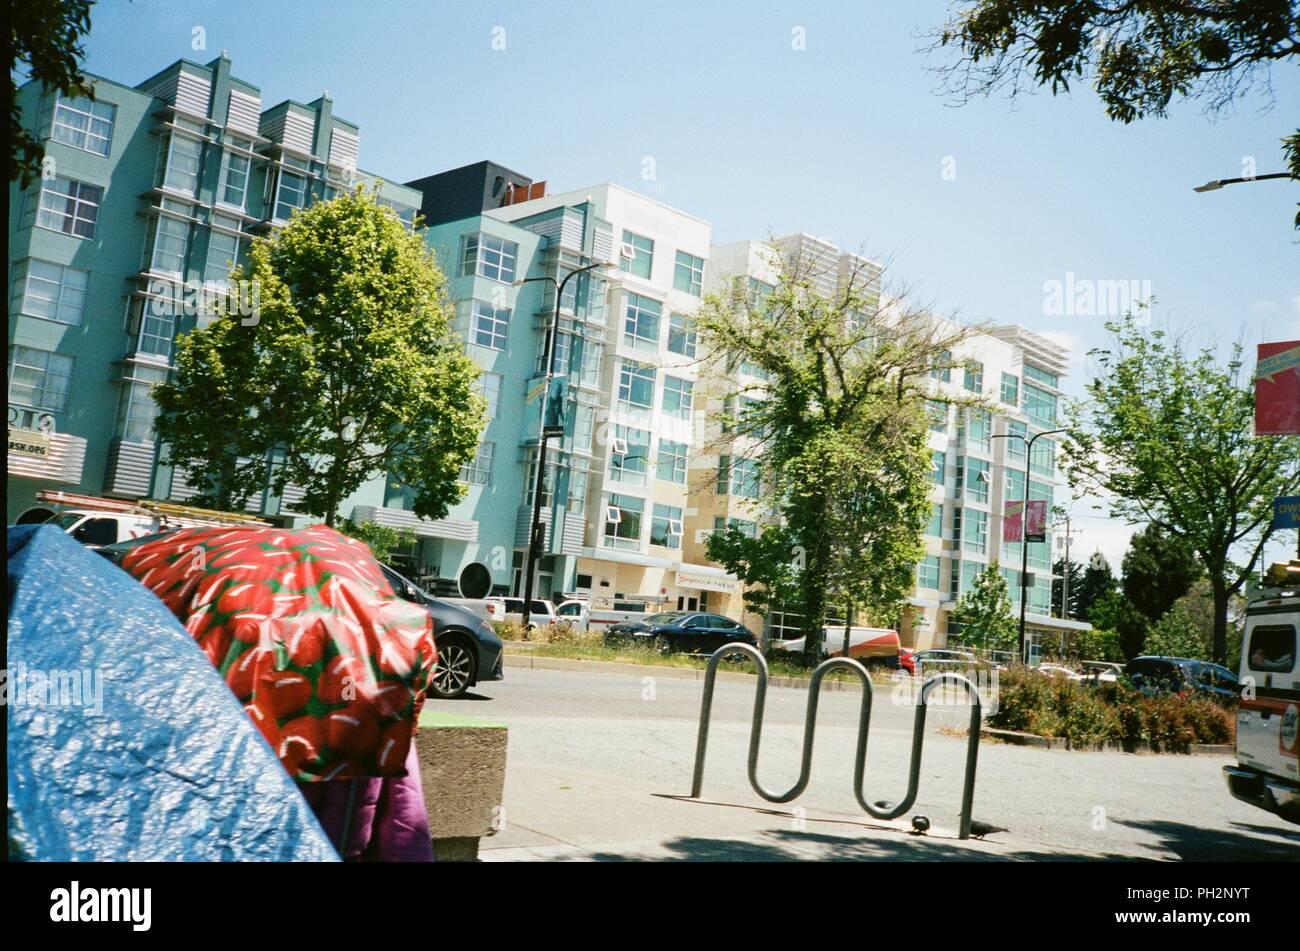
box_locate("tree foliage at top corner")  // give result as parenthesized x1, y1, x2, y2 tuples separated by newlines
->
(9, 0, 95, 188)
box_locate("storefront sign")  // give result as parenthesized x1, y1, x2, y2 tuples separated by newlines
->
(676, 571, 736, 594)
(8, 427, 50, 458)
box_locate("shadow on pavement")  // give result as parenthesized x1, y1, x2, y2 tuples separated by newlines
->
(1108, 817, 1300, 862)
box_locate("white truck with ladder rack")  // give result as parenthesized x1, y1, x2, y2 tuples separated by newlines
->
(20, 490, 271, 549)
(1223, 560, 1300, 823)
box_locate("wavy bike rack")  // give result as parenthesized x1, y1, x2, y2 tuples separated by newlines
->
(688, 642, 983, 839)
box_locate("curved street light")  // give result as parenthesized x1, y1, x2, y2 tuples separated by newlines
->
(991, 427, 1066, 665)
(513, 260, 612, 631)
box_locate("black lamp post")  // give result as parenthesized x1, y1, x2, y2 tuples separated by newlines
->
(992, 426, 1065, 664)
(515, 260, 608, 631)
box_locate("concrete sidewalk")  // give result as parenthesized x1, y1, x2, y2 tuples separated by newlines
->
(477, 762, 1024, 862)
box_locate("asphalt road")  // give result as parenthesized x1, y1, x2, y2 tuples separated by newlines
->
(427, 665, 1300, 861)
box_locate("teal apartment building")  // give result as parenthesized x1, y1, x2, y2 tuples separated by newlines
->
(7, 53, 420, 523)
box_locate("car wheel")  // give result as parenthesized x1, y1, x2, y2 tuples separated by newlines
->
(654, 635, 673, 656)
(430, 635, 478, 700)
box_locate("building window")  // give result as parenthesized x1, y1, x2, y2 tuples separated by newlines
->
(522, 454, 557, 508)
(567, 461, 590, 515)
(376, 196, 417, 228)
(470, 300, 510, 350)
(619, 230, 653, 279)
(662, 376, 693, 421)
(747, 277, 775, 307)
(927, 505, 943, 537)
(931, 450, 946, 485)
(609, 425, 650, 486)
(459, 441, 494, 485)
(1006, 420, 1028, 462)
(650, 504, 684, 549)
(927, 399, 948, 434)
(20, 260, 88, 325)
(160, 124, 204, 196)
(1029, 438, 1055, 477)
(965, 457, 990, 503)
(617, 360, 656, 412)
(1004, 468, 1026, 503)
(580, 340, 604, 388)
(150, 214, 191, 276)
(218, 145, 251, 209)
(966, 407, 992, 452)
(9, 346, 73, 412)
(1023, 383, 1058, 428)
(134, 297, 178, 360)
(461, 232, 518, 283)
(673, 251, 704, 296)
(1000, 372, 1019, 407)
(623, 293, 661, 351)
(667, 313, 697, 357)
(963, 509, 988, 554)
(930, 349, 952, 383)
(116, 364, 169, 442)
(963, 361, 984, 393)
(204, 219, 243, 285)
(273, 168, 308, 221)
(573, 404, 596, 452)
(1023, 364, 1059, 388)
(917, 555, 941, 590)
(717, 455, 760, 499)
(656, 439, 687, 484)
(714, 516, 758, 538)
(51, 94, 115, 155)
(603, 494, 644, 549)
(475, 371, 502, 419)
(35, 176, 102, 238)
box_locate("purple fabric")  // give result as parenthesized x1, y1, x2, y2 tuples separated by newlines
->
(299, 742, 433, 861)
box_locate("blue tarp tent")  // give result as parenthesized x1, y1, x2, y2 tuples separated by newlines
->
(6, 525, 338, 861)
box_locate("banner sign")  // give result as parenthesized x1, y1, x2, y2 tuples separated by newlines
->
(1255, 341, 1300, 436)
(1003, 501, 1023, 543)
(1025, 500, 1048, 543)
(8, 427, 50, 459)
(1004, 500, 1049, 543)
(1275, 496, 1300, 531)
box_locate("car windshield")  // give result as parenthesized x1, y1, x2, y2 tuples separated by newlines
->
(48, 512, 85, 530)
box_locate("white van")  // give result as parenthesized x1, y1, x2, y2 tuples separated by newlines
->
(555, 599, 651, 635)
(1224, 561, 1299, 824)
(44, 510, 161, 548)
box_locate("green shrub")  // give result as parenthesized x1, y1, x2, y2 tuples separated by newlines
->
(989, 667, 1234, 749)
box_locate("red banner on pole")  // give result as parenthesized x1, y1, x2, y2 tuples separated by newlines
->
(1004, 501, 1023, 543)
(1025, 500, 1048, 543)
(1255, 340, 1300, 436)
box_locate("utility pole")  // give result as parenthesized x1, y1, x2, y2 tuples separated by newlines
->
(1054, 515, 1082, 620)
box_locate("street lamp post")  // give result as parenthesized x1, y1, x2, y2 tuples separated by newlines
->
(1193, 171, 1290, 192)
(514, 260, 608, 632)
(993, 427, 1066, 665)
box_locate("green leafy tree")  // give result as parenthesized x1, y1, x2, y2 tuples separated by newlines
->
(336, 519, 416, 562)
(932, 1, 1300, 226)
(694, 245, 970, 661)
(1051, 556, 1084, 618)
(156, 187, 485, 526)
(1143, 602, 1210, 659)
(1073, 552, 1117, 623)
(10, 0, 95, 187)
(1120, 523, 1202, 623)
(1063, 315, 1300, 663)
(951, 562, 1018, 652)
(705, 524, 801, 634)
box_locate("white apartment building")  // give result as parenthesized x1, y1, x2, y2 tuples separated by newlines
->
(487, 183, 741, 613)
(707, 235, 1091, 651)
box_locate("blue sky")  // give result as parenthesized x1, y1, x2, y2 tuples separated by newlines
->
(77, 0, 1299, 567)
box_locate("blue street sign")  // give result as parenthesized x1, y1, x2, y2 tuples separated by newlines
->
(1274, 496, 1300, 530)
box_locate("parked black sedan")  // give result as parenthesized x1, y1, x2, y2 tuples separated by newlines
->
(604, 611, 757, 655)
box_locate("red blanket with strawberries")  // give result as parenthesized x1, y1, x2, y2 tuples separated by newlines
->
(120, 526, 438, 782)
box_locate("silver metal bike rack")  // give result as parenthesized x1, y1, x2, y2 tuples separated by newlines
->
(688, 642, 983, 839)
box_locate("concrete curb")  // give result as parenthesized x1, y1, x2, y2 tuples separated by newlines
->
(501, 649, 881, 693)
